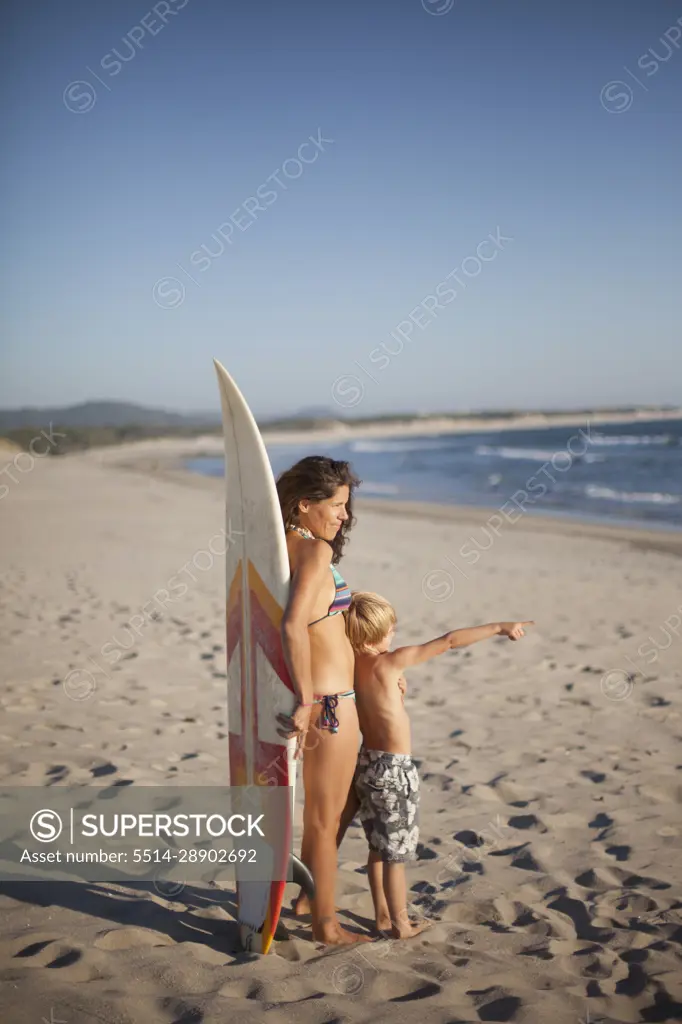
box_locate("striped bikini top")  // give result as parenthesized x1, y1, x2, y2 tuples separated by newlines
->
(287, 525, 351, 627)
(309, 563, 352, 627)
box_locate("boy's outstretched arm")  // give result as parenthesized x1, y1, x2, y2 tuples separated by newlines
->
(384, 621, 534, 671)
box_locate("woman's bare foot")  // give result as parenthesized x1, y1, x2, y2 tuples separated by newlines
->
(293, 892, 311, 916)
(293, 894, 343, 917)
(390, 918, 431, 940)
(313, 918, 374, 945)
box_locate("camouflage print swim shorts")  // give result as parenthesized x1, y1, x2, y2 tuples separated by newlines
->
(354, 747, 420, 863)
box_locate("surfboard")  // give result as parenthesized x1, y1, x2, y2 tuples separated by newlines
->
(213, 358, 297, 954)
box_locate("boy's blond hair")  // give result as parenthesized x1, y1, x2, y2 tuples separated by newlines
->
(344, 591, 396, 652)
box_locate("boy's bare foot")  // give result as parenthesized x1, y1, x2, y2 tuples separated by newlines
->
(375, 915, 392, 933)
(313, 918, 373, 945)
(390, 918, 432, 940)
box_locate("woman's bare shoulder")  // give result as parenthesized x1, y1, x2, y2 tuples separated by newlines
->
(289, 537, 332, 574)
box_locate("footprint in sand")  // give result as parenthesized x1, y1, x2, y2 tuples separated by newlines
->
(94, 927, 174, 950)
(47, 949, 82, 968)
(157, 997, 204, 1023)
(604, 844, 631, 862)
(588, 813, 614, 829)
(580, 770, 607, 784)
(388, 981, 442, 1003)
(518, 943, 553, 961)
(15, 942, 100, 982)
(546, 893, 611, 942)
(422, 772, 455, 791)
(508, 847, 542, 872)
(467, 988, 522, 1022)
(415, 842, 438, 860)
(13, 939, 55, 959)
(507, 814, 545, 833)
(454, 830, 484, 848)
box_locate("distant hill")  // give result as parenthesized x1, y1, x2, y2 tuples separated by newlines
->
(1, 399, 679, 442)
(0, 401, 220, 432)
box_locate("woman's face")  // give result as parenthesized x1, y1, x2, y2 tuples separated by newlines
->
(300, 485, 350, 542)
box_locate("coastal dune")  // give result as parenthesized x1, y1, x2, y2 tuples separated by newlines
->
(1, 444, 681, 1024)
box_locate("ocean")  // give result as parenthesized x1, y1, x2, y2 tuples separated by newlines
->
(186, 418, 682, 531)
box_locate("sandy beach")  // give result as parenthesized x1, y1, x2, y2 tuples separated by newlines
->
(1, 441, 681, 1024)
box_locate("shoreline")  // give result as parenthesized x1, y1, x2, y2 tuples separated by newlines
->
(105, 446, 682, 557)
(75, 409, 682, 543)
(256, 407, 682, 446)
(71, 408, 682, 459)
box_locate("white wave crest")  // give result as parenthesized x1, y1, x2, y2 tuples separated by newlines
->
(350, 438, 453, 454)
(589, 433, 672, 446)
(585, 485, 680, 505)
(475, 445, 603, 464)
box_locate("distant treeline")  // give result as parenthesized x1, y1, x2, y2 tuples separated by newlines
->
(1, 424, 222, 455)
(3, 419, 340, 453)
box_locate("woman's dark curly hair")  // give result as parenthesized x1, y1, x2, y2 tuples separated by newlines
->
(276, 456, 361, 564)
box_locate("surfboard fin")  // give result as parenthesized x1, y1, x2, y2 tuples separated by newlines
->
(291, 854, 315, 899)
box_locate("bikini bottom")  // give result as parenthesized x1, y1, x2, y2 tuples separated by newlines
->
(311, 689, 355, 734)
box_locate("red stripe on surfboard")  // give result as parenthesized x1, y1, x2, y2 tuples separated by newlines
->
(249, 584, 292, 933)
(228, 731, 247, 786)
(248, 580, 293, 789)
(225, 564, 247, 755)
(247, 561, 294, 695)
(253, 738, 290, 788)
(249, 595, 294, 693)
(226, 561, 242, 661)
(226, 604, 242, 662)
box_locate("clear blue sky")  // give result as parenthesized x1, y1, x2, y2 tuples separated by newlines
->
(2, 0, 681, 417)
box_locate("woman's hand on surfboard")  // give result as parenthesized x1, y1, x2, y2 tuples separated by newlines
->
(277, 702, 313, 759)
(498, 621, 534, 640)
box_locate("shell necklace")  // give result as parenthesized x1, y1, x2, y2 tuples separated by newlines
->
(288, 524, 315, 540)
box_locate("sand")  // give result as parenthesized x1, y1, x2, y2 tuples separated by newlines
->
(1, 441, 681, 1024)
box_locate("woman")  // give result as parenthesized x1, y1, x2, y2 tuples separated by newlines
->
(275, 455, 371, 946)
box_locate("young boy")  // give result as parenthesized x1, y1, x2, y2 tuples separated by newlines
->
(344, 591, 533, 939)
